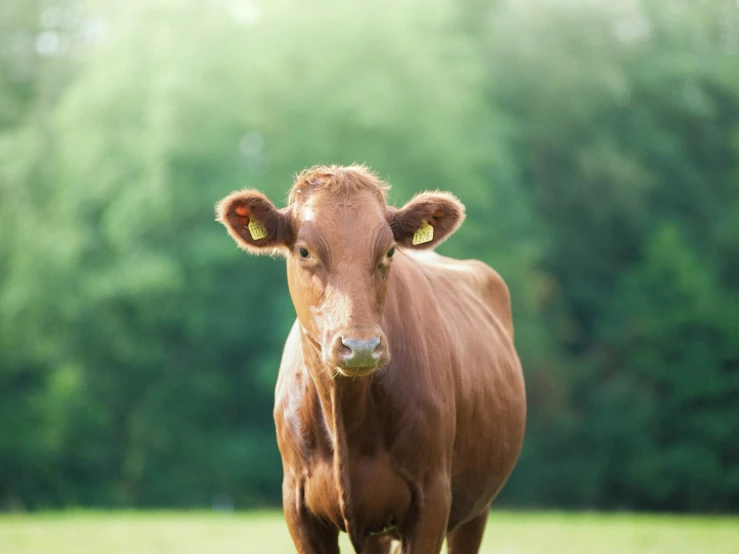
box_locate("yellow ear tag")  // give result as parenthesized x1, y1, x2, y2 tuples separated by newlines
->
(412, 220, 434, 245)
(247, 217, 268, 240)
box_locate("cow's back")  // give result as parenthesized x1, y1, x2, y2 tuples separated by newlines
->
(406, 250, 514, 337)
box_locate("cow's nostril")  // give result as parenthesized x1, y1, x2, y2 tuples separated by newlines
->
(341, 337, 381, 354)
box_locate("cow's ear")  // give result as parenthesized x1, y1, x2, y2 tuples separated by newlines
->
(388, 191, 465, 249)
(216, 189, 295, 256)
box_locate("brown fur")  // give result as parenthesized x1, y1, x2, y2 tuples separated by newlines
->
(287, 164, 390, 206)
(217, 165, 526, 554)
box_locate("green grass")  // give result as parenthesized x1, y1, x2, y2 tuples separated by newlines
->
(0, 511, 736, 553)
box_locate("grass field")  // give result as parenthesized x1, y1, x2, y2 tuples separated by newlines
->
(0, 511, 736, 553)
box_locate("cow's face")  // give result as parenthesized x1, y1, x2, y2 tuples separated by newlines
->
(217, 166, 464, 377)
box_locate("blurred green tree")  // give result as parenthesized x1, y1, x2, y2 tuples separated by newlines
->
(0, 0, 737, 512)
(487, 0, 739, 511)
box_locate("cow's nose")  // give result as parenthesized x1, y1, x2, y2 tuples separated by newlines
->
(341, 337, 381, 368)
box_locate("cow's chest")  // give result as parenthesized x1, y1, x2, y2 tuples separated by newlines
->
(303, 453, 411, 535)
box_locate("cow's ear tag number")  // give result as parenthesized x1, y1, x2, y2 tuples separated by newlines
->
(247, 217, 268, 240)
(412, 220, 434, 245)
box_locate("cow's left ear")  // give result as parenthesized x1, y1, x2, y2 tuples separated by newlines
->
(388, 191, 465, 249)
(216, 189, 295, 256)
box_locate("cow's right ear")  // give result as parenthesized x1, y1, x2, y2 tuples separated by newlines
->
(216, 189, 294, 256)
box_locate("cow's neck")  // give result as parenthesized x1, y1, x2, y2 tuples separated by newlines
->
(299, 328, 377, 547)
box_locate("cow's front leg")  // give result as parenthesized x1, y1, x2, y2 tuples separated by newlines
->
(283, 478, 339, 554)
(400, 476, 451, 554)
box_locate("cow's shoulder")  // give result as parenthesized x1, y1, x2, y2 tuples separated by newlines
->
(274, 320, 330, 467)
(274, 320, 304, 408)
(405, 250, 514, 339)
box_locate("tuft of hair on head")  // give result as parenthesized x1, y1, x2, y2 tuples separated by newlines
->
(287, 164, 390, 206)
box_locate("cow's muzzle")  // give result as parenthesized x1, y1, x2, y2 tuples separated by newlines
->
(342, 337, 381, 368)
(328, 331, 389, 375)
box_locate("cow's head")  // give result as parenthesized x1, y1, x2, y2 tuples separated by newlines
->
(217, 165, 465, 377)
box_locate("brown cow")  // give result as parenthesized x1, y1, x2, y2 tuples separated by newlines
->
(217, 165, 526, 554)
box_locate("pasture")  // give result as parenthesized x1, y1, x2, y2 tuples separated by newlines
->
(0, 511, 736, 554)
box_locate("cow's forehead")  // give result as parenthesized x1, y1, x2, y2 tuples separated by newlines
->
(294, 189, 391, 253)
(298, 188, 387, 226)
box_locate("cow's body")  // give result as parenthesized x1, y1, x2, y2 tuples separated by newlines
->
(217, 165, 526, 553)
(275, 249, 525, 552)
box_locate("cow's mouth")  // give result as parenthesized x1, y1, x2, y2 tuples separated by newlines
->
(336, 366, 377, 378)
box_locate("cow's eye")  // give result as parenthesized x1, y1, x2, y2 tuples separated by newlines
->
(387, 247, 395, 259)
(298, 247, 310, 259)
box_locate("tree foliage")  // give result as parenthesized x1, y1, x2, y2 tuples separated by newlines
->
(0, 0, 737, 511)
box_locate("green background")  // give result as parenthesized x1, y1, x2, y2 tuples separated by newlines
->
(1, 0, 738, 513)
